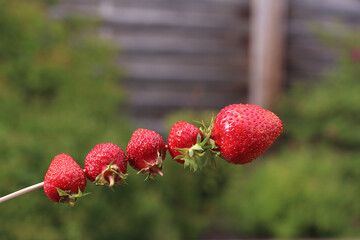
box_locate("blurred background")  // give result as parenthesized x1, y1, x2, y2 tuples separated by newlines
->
(0, 0, 359, 239)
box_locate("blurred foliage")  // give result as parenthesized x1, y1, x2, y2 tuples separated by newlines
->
(163, 109, 235, 238)
(164, 47, 360, 238)
(1, 0, 360, 239)
(0, 0, 134, 239)
(0, 1, 236, 239)
(280, 53, 360, 148)
(216, 40, 360, 237)
(220, 146, 360, 238)
(164, 109, 215, 131)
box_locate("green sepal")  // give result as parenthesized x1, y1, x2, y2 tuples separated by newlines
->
(137, 151, 164, 180)
(93, 160, 128, 187)
(56, 187, 90, 206)
(189, 149, 194, 158)
(174, 155, 184, 160)
(174, 116, 220, 171)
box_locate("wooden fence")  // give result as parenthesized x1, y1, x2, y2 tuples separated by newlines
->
(50, 0, 360, 132)
(286, 0, 360, 85)
(51, 0, 249, 132)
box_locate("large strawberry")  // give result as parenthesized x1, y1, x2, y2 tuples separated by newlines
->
(127, 128, 166, 179)
(84, 143, 127, 187)
(211, 104, 283, 164)
(44, 154, 87, 205)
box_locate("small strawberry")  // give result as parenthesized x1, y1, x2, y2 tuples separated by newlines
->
(44, 154, 87, 205)
(127, 129, 166, 179)
(168, 121, 202, 163)
(84, 143, 127, 187)
(168, 121, 216, 171)
(211, 104, 283, 164)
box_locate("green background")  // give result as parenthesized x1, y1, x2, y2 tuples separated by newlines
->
(0, 0, 359, 239)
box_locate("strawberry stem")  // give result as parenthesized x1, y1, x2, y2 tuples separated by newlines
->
(107, 174, 115, 187)
(0, 181, 44, 204)
(152, 166, 163, 177)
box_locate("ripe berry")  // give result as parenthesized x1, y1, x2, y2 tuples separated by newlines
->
(211, 104, 283, 164)
(167, 121, 214, 171)
(127, 129, 166, 179)
(84, 143, 127, 187)
(168, 121, 202, 163)
(44, 154, 87, 205)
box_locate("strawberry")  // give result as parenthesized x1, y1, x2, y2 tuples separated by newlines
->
(84, 143, 127, 187)
(168, 121, 212, 171)
(127, 129, 166, 179)
(44, 154, 87, 205)
(168, 121, 202, 163)
(211, 104, 283, 164)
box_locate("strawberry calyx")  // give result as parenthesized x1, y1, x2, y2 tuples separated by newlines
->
(174, 134, 205, 171)
(137, 151, 164, 180)
(56, 187, 90, 206)
(199, 118, 221, 169)
(175, 118, 220, 171)
(94, 161, 128, 187)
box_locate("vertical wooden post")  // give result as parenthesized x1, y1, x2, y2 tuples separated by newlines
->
(249, 0, 288, 109)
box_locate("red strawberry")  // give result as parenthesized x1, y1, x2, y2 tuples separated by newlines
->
(44, 154, 87, 205)
(127, 129, 166, 179)
(168, 121, 202, 163)
(211, 104, 283, 164)
(84, 143, 127, 187)
(168, 121, 213, 171)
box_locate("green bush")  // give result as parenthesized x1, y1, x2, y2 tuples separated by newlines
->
(0, 1, 140, 239)
(279, 55, 360, 148)
(2, 0, 359, 239)
(217, 42, 360, 238)
(0, 1, 234, 239)
(220, 146, 360, 238)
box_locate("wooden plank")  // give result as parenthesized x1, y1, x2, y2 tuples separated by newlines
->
(287, 32, 339, 59)
(287, 45, 338, 63)
(123, 75, 247, 85)
(111, 0, 247, 14)
(127, 89, 244, 107)
(124, 81, 247, 93)
(290, 7, 360, 21)
(129, 117, 166, 134)
(288, 19, 357, 37)
(119, 55, 245, 69)
(98, 8, 243, 30)
(128, 98, 247, 116)
(52, 1, 246, 30)
(49, 3, 98, 17)
(67, 0, 248, 8)
(127, 93, 246, 127)
(290, 0, 360, 19)
(105, 31, 245, 55)
(101, 22, 248, 40)
(287, 58, 334, 75)
(103, 23, 248, 37)
(286, 70, 329, 85)
(118, 60, 244, 83)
